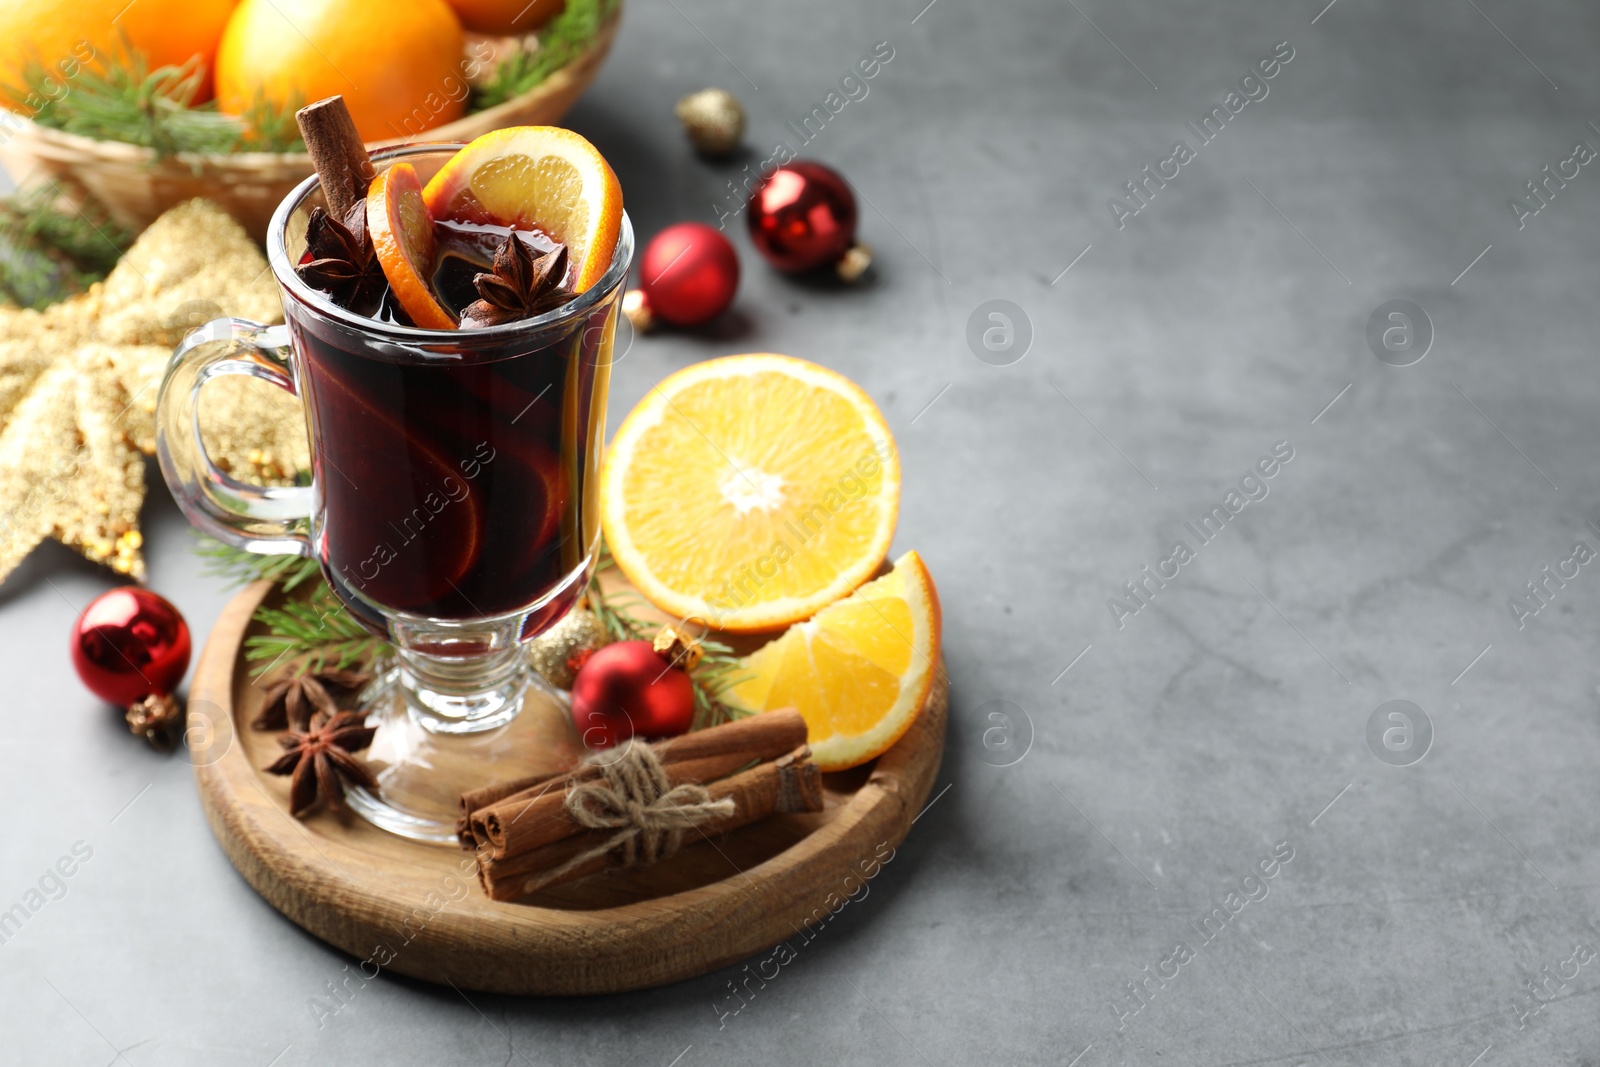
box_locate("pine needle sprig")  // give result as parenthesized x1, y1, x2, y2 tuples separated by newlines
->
(235, 89, 307, 153)
(192, 535, 381, 677)
(199, 532, 746, 724)
(687, 647, 750, 731)
(584, 542, 751, 730)
(585, 540, 651, 642)
(194, 535, 323, 592)
(471, 0, 620, 111)
(11, 38, 304, 157)
(20, 46, 232, 155)
(0, 188, 128, 274)
(0, 188, 130, 309)
(244, 582, 387, 678)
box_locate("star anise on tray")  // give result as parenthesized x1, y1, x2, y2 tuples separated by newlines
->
(460, 236, 570, 328)
(264, 710, 379, 818)
(253, 667, 370, 732)
(295, 200, 386, 314)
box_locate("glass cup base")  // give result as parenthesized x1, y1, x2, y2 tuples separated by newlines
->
(344, 665, 587, 845)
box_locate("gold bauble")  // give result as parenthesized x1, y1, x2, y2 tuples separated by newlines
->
(528, 607, 609, 690)
(674, 88, 745, 157)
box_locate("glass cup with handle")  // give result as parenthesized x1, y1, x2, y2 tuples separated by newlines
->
(157, 143, 632, 842)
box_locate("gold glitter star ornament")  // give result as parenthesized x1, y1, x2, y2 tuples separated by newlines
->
(0, 199, 309, 584)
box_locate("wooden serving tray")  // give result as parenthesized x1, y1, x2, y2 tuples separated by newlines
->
(189, 580, 947, 995)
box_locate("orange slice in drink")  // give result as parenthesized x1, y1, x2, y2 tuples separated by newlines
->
(600, 353, 901, 632)
(422, 126, 623, 291)
(724, 551, 942, 771)
(367, 162, 455, 330)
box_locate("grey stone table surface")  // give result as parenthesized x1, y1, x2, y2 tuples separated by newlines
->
(5, 0, 1600, 1063)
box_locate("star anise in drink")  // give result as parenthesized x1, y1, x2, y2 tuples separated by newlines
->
(460, 236, 570, 328)
(253, 667, 370, 732)
(264, 710, 379, 818)
(295, 200, 387, 315)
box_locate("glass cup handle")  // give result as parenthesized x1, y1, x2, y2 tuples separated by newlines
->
(156, 318, 313, 558)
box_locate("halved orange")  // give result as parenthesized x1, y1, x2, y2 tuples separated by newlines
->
(600, 353, 901, 632)
(367, 162, 455, 330)
(724, 551, 942, 771)
(422, 126, 623, 292)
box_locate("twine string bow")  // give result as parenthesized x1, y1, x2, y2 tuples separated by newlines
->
(525, 742, 737, 892)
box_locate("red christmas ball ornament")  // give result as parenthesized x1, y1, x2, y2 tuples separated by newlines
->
(747, 160, 872, 281)
(569, 640, 695, 748)
(623, 222, 739, 330)
(71, 587, 191, 745)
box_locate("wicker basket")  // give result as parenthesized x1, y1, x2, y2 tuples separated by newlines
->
(0, 12, 621, 242)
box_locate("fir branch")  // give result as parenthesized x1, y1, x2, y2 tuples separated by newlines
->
(0, 189, 129, 309)
(0, 188, 128, 273)
(584, 542, 750, 730)
(235, 87, 307, 153)
(10, 38, 304, 157)
(471, 0, 620, 111)
(189, 537, 383, 676)
(199, 530, 746, 723)
(244, 583, 387, 677)
(20, 44, 231, 155)
(687, 635, 750, 731)
(194, 534, 323, 592)
(586, 538, 641, 641)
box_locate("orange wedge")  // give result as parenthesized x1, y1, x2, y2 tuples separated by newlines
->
(422, 126, 623, 292)
(367, 162, 454, 330)
(600, 353, 901, 632)
(724, 551, 941, 771)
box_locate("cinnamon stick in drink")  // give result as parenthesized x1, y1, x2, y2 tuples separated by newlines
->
(478, 745, 824, 901)
(295, 96, 375, 220)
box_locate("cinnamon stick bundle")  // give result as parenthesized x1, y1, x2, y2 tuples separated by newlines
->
(457, 709, 809, 848)
(480, 749, 760, 859)
(478, 746, 824, 901)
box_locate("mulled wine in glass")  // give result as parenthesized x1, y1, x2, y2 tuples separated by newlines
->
(157, 143, 632, 842)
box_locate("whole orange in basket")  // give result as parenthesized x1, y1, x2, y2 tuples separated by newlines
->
(0, 0, 237, 108)
(215, 0, 466, 144)
(447, 0, 565, 35)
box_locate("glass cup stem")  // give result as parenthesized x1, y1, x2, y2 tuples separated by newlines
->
(399, 645, 527, 734)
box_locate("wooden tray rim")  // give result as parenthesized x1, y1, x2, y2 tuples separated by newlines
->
(191, 579, 946, 995)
